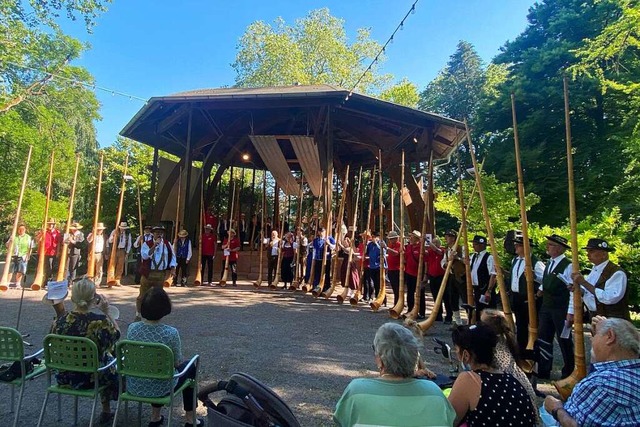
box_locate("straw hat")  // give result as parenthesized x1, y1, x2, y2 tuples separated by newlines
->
(46, 218, 56, 224)
(178, 229, 188, 237)
(70, 222, 83, 229)
(228, 228, 236, 235)
(387, 231, 399, 239)
(118, 221, 129, 229)
(205, 224, 213, 229)
(411, 230, 422, 239)
(96, 222, 107, 230)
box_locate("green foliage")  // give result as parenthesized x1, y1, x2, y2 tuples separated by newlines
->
(232, 8, 391, 93)
(378, 78, 419, 108)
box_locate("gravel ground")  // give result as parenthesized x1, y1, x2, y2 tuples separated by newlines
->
(0, 281, 573, 426)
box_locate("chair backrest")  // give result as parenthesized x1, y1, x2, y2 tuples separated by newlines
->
(43, 334, 99, 373)
(116, 340, 175, 380)
(0, 326, 24, 362)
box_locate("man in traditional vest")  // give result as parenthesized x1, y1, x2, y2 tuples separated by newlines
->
(537, 234, 574, 379)
(571, 238, 630, 321)
(86, 222, 107, 286)
(137, 225, 176, 320)
(510, 234, 541, 354)
(108, 221, 132, 287)
(312, 227, 336, 293)
(133, 224, 153, 284)
(441, 229, 466, 325)
(65, 221, 85, 283)
(469, 235, 496, 318)
(174, 229, 192, 287)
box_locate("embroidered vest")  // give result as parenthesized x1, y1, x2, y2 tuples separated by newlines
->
(595, 262, 630, 320)
(176, 238, 190, 259)
(542, 257, 571, 309)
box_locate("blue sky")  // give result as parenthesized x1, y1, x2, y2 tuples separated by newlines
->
(62, 0, 537, 147)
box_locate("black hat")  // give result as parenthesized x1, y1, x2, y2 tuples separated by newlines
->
(512, 234, 533, 245)
(444, 229, 457, 237)
(473, 235, 487, 245)
(545, 234, 570, 249)
(583, 238, 615, 252)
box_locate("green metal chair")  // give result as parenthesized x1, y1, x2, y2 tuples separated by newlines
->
(36, 334, 116, 427)
(113, 340, 199, 427)
(0, 326, 46, 427)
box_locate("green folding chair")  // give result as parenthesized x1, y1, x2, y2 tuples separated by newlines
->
(113, 340, 199, 427)
(0, 326, 46, 427)
(36, 334, 116, 427)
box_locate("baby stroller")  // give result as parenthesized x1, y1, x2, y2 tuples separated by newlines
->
(197, 372, 301, 427)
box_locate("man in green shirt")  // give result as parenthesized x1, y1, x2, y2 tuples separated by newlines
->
(5, 224, 33, 287)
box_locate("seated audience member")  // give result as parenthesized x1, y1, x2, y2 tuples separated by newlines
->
(544, 316, 640, 427)
(126, 287, 203, 427)
(481, 309, 536, 406)
(448, 323, 536, 426)
(51, 278, 120, 425)
(334, 322, 455, 427)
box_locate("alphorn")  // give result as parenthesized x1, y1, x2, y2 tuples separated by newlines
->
(323, 165, 350, 298)
(56, 154, 81, 283)
(371, 151, 387, 311)
(0, 146, 33, 292)
(415, 179, 479, 332)
(106, 155, 129, 286)
(87, 152, 104, 280)
(337, 166, 363, 303)
(219, 180, 237, 286)
(270, 214, 286, 290)
(314, 176, 333, 297)
(458, 154, 475, 322)
(290, 174, 305, 291)
(253, 173, 267, 287)
(301, 199, 322, 293)
(193, 173, 204, 286)
(164, 167, 182, 287)
(30, 150, 55, 291)
(405, 153, 434, 321)
(350, 167, 376, 306)
(465, 121, 515, 331)
(511, 94, 539, 352)
(389, 151, 406, 318)
(554, 77, 587, 400)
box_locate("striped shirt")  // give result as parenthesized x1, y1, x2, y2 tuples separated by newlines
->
(564, 359, 640, 426)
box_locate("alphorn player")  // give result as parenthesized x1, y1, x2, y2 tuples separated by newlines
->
(108, 221, 132, 287)
(40, 218, 62, 283)
(469, 235, 497, 318)
(311, 227, 335, 294)
(509, 233, 541, 354)
(133, 224, 153, 285)
(137, 225, 176, 321)
(425, 236, 445, 322)
(404, 231, 423, 317)
(220, 228, 240, 286)
(537, 233, 574, 380)
(385, 231, 402, 307)
(571, 238, 631, 321)
(442, 229, 466, 325)
(174, 229, 192, 287)
(86, 222, 107, 286)
(65, 221, 85, 283)
(201, 224, 216, 286)
(366, 231, 386, 306)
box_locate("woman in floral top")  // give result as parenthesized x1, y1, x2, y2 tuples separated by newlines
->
(51, 278, 120, 425)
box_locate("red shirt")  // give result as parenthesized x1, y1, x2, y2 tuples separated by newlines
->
(386, 241, 401, 271)
(425, 247, 445, 277)
(405, 243, 422, 277)
(204, 213, 218, 232)
(358, 241, 370, 269)
(45, 229, 61, 256)
(201, 232, 216, 256)
(222, 237, 241, 261)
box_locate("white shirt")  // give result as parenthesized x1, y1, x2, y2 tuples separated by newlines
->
(141, 239, 177, 270)
(270, 238, 280, 256)
(134, 232, 152, 249)
(87, 233, 105, 253)
(511, 256, 525, 292)
(440, 245, 467, 270)
(470, 250, 496, 287)
(540, 254, 576, 314)
(108, 230, 132, 252)
(580, 260, 627, 312)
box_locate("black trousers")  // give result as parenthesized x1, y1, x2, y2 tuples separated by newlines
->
(429, 275, 445, 321)
(510, 291, 530, 355)
(267, 255, 278, 284)
(45, 255, 58, 281)
(220, 259, 237, 283)
(134, 253, 142, 284)
(444, 276, 461, 320)
(388, 270, 401, 306)
(362, 269, 374, 300)
(369, 269, 386, 305)
(176, 257, 189, 282)
(312, 258, 331, 291)
(201, 255, 213, 283)
(538, 306, 574, 379)
(473, 285, 496, 319)
(151, 360, 196, 411)
(67, 253, 80, 282)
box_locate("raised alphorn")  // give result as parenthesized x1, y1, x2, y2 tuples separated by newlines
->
(458, 154, 475, 322)
(270, 214, 286, 289)
(350, 167, 376, 306)
(56, 154, 81, 283)
(0, 146, 33, 291)
(323, 165, 350, 298)
(337, 166, 363, 303)
(554, 77, 587, 400)
(253, 173, 267, 287)
(164, 167, 182, 287)
(511, 94, 538, 351)
(193, 173, 204, 286)
(405, 152, 434, 321)
(371, 151, 387, 311)
(219, 180, 237, 286)
(106, 155, 129, 286)
(416, 179, 479, 332)
(290, 174, 305, 291)
(30, 150, 55, 291)
(465, 121, 515, 331)
(389, 151, 406, 318)
(314, 177, 333, 297)
(87, 152, 104, 280)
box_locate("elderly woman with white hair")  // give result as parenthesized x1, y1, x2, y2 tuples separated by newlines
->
(334, 322, 455, 427)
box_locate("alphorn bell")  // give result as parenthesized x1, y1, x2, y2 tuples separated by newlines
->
(554, 77, 587, 400)
(371, 151, 387, 311)
(106, 155, 129, 286)
(193, 174, 204, 286)
(0, 146, 33, 291)
(30, 150, 55, 291)
(290, 174, 305, 291)
(350, 167, 376, 306)
(465, 121, 515, 331)
(323, 165, 350, 298)
(165, 167, 182, 287)
(253, 173, 267, 287)
(405, 153, 433, 321)
(219, 180, 237, 286)
(337, 166, 363, 303)
(87, 152, 104, 281)
(389, 151, 406, 318)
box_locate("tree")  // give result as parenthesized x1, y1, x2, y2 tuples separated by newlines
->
(232, 8, 391, 93)
(378, 78, 419, 108)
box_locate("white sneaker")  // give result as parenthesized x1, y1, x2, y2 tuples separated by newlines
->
(203, 282, 209, 285)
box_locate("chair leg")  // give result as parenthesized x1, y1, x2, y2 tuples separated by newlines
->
(10, 384, 15, 413)
(74, 395, 79, 426)
(124, 401, 129, 426)
(12, 382, 25, 427)
(168, 395, 174, 427)
(36, 391, 50, 427)
(57, 393, 62, 421)
(88, 394, 99, 427)
(112, 397, 122, 427)
(137, 402, 141, 427)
